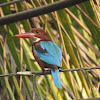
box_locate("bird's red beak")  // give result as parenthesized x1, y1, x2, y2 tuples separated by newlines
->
(15, 32, 34, 38)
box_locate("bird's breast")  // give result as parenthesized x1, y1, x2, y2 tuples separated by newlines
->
(32, 43, 49, 70)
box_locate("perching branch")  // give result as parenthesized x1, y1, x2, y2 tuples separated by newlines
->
(0, 0, 89, 25)
(0, 66, 100, 77)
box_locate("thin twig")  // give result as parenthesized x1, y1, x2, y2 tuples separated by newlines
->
(0, 0, 89, 25)
(0, 66, 100, 77)
(65, 8, 91, 36)
(71, 25, 100, 58)
(75, 5, 100, 30)
(33, 75, 36, 100)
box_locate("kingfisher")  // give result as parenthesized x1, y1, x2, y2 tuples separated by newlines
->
(15, 28, 62, 89)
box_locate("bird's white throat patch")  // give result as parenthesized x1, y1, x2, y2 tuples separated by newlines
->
(33, 37, 41, 42)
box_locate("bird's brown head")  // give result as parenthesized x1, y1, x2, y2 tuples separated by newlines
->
(15, 28, 50, 42)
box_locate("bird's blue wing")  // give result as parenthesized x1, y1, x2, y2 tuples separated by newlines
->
(34, 41, 62, 67)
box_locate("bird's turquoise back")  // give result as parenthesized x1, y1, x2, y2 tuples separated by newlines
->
(36, 41, 62, 67)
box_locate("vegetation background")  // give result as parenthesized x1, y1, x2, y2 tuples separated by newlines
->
(0, 0, 100, 100)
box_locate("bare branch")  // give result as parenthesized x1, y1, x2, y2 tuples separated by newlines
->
(0, 66, 100, 77)
(0, 0, 89, 25)
(0, 0, 24, 7)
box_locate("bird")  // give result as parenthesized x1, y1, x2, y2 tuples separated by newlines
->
(15, 28, 62, 89)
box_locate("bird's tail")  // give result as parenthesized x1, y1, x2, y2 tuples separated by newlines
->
(50, 68, 62, 89)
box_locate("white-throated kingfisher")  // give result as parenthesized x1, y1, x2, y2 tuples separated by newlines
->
(15, 28, 62, 89)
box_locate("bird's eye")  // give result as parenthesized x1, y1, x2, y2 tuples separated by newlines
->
(36, 30, 39, 33)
